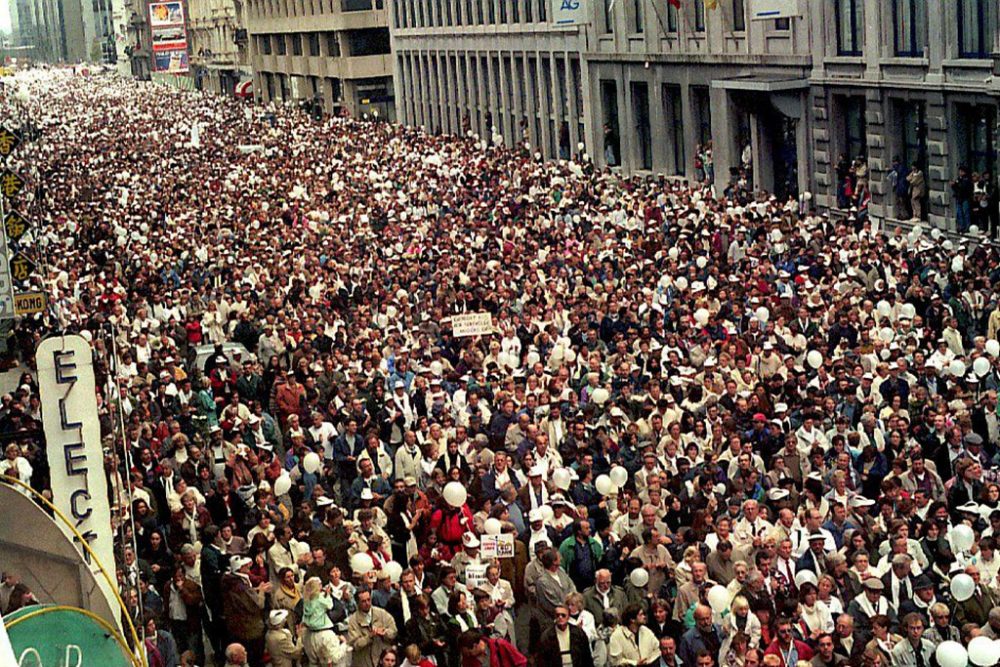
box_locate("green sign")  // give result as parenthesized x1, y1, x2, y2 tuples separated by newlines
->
(4, 605, 133, 667)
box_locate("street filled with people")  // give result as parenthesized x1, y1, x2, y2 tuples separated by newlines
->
(6, 68, 1000, 667)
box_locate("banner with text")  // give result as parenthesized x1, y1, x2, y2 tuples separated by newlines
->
(551, 0, 589, 25)
(149, 1, 190, 72)
(451, 312, 494, 337)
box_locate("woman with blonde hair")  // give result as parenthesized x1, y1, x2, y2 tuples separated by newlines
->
(301, 576, 346, 667)
(674, 545, 702, 588)
(720, 596, 761, 655)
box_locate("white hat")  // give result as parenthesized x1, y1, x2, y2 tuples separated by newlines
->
(850, 496, 875, 508)
(316, 496, 335, 507)
(269, 609, 289, 626)
(528, 508, 544, 522)
(463, 533, 480, 548)
(528, 464, 546, 477)
(393, 379, 405, 389)
(360, 488, 374, 501)
(767, 488, 789, 501)
(230, 556, 252, 572)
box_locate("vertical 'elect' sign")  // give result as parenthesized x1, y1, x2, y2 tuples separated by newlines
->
(38, 336, 116, 613)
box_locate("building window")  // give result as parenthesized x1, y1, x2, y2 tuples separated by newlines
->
(692, 86, 711, 147)
(326, 32, 340, 56)
(631, 82, 652, 170)
(603, 0, 614, 33)
(898, 100, 927, 172)
(836, 0, 863, 55)
(774, 17, 789, 29)
(259, 34, 271, 55)
(893, 0, 926, 56)
(291, 33, 302, 55)
(957, 104, 997, 175)
(275, 34, 287, 55)
(663, 84, 685, 175)
(694, 0, 705, 32)
(732, 0, 745, 31)
(844, 97, 867, 160)
(600, 80, 620, 167)
(633, 0, 644, 32)
(958, 0, 991, 58)
(308, 32, 320, 56)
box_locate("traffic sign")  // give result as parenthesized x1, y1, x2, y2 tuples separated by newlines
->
(9, 252, 33, 282)
(0, 126, 20, 156)
(14, 291, 45, 314)
(3, 210, 28, 242)
(0, 169, 24, 199)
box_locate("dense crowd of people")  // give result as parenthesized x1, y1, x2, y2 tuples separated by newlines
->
(5, 68, 1000, 667)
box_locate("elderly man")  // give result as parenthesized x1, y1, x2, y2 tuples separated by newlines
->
(955, 565, 997, 627)
(583, 568, 626, 620)
(679, 605, 726, 667)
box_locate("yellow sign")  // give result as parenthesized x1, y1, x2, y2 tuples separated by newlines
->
(9, 252, 33, 282)
(14, 291, 46, 314)
(0, 126, 20, 156)
(0, 169, 25, 199)
(4, 210, 29, 241)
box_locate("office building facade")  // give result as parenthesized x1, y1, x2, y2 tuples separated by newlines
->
(389, 0, 1000, 229)
(244, 0, 394, 118)
(809, 0, 999, 228)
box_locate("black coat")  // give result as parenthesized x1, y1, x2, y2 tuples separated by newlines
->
(537, 624, 594, 667)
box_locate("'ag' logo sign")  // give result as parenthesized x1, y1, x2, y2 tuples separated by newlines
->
(561, 0, 580, 8)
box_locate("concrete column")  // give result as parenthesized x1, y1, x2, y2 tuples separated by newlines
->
(649, 71, 668, 172)
(710, 85, 736, 194)
(681, 83, 696, 179)
(752, 113, 774, 193)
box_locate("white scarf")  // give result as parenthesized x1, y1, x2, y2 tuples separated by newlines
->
(853, 592, 888, 618)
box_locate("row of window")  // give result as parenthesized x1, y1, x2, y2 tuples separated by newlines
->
(837, 0, 995, 58)
(601, 0, 786, 35)
(255, 28, 389, 58)
(248, 0, 382, 20)
(838, 96, 997, 178)
(392, 0, 548, 29)
(396, 51, 585, 161)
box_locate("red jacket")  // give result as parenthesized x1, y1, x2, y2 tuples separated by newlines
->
(461, 638, 527, 667)
(763, 638, 814, 666)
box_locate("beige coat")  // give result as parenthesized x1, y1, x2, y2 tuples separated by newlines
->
(265, 627, 303, 667)
(346, 607, 397, 667)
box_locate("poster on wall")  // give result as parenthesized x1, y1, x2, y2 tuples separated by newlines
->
(550, 0, 589, 25)
(149, 1, 189, 72)
(750, 0, 801, 20)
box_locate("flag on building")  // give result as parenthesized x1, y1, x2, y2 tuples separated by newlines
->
(706, 0, 718, 8)
(669, 0, 681, 8)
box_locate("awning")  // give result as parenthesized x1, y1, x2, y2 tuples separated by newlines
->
(234, 80, 253, 98)
(711, 75, 809, 93)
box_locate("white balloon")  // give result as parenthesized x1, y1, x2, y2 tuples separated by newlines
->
(901, 303, 916, 319)
(552, 468, 572, 491)
(629, 568, 649, 588)
(807, 350, 823, 369)
(987, 340, 1000, 357)
(935, 640, 969, 667)
(350, 552, 375, 575)
(974, 357, 992, 377)
(707, 585, 729, 614)
(952, 256, 964, 273)
(484, 518, 502, 535)
(609, 466, 629, 488)
(755, 306, 770, 323)
(696, 256, 708, 269)
(443, 481, 468, 508)
(302, 452, 321, 474)
(674, 277, 688, 291)
(383, 560, 404, 584)
(694, 308, 710, 326)
(876, 300, 892, 317)
(952, 525, 976, 553)
(879, 327, 895, 343)
(951, 573, 976, 601)
(668, 247, 679, 260)
(949, 360, 966, 378)
(595, 475, 615, 496)
(968, 636, 997, 666)
(591, 388, 610, 405)
(540, 505, 554, 522)
(273, 473, 292, 496)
